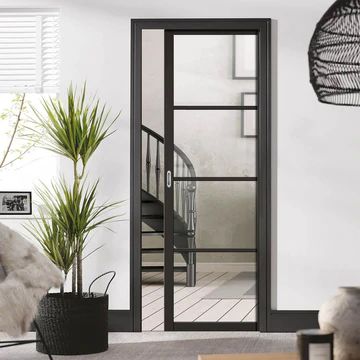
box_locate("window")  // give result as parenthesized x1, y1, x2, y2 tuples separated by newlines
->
(0, 9, 59, 93)
(0, 9, 60, 220)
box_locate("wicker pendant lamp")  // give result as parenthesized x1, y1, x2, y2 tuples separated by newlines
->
(309, 0, 360, 105)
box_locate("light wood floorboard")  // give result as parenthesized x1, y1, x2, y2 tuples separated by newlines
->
(142, 272, 223, 330)
(173, 273, 238, 318)
(219, 299, 257, 322)
(175, 299, 220, 322)
(142, 272, 184, 296)
(142, 271, 257, 331)
(195, 299, 240, 322)
(242, 305, 257, 322)
(142, 272, 189, 307)
(142, 272, 161, 282)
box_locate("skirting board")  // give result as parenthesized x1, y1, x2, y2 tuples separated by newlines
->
(108, 310, 133, 332)
(267, 310, 319, 332)
(30, 310, 318, 332)
(31, 310, 317, 333)
(30, 311, 134, 332)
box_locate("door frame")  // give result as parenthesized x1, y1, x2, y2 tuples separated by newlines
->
(130, 18, 271, 332)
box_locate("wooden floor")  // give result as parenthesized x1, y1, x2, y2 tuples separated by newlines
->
(142, 271, 257, 331)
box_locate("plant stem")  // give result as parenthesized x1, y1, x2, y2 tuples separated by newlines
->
(77, 250, 82, 296)
(61, 273, 67, 296)
(72, 257, 76, 295)
(73, 161, 80, 192)
(73, 158, 86, 297)
(0, 93, 26, 169)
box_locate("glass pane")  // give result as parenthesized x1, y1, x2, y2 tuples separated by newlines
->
(174, 110, 257, 177)
(174, 34, 257, 106)
(141, 30, 166, 333)
(173, 181, 256, 249)
(141, 29, 165, 201)
(142, 29, 164, 134)
(173, 253, 257, 323)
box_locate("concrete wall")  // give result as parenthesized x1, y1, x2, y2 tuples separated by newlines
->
(1, 0, 360, 311)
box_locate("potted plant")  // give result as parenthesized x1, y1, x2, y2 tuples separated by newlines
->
(26, 84, 120, 355)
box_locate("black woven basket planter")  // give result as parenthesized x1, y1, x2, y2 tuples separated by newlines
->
(36, 293, 108, 355)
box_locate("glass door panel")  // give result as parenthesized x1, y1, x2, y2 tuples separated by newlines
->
(165, 29, 260, 331)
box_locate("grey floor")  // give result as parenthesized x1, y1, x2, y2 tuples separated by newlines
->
(2, 331, 296, 360)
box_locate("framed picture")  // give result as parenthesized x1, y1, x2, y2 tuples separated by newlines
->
(233, 34, 257, 79)
(241, 92, 257, 137)
(0, 192, 32, 215)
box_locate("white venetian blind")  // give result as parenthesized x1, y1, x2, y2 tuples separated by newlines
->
(0, 9, 59, 93)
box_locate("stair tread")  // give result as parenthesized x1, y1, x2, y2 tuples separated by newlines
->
(142, 248, 164, 253)
(142, 214, 163, 219)
(142, 248, 164, 250)
(142, 231, 164, 237)
(141, 233, 190, 238)
(142, 265, 187, 272)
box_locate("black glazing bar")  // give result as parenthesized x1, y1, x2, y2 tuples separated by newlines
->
(164, 30, 175, 331)
(173, 105, 257, 110)
(173, 322, 257, 332)
(170, 29, 258, 35)
(173, 177, 257, 181)
(174, 248, 257, 253)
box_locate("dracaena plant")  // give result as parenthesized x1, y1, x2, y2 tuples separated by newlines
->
(26, 84, 120, 296)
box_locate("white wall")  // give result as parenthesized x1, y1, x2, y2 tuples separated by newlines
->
(1, 0, 131, 310)
(2, 0, 360, 311)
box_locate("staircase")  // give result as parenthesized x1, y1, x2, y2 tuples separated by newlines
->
(141, 125, 197, 287)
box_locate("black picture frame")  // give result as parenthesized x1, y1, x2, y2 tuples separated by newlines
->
(0, 191, 32, 215)
(233, 34, 258, 80)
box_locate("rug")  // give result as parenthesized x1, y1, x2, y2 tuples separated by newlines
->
(4, 333, 296, 360)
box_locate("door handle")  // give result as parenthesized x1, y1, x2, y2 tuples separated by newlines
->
(166, 170, 172, 188)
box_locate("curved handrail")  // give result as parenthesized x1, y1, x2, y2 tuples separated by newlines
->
(141, 125, 196, 179)
(141, 124, 197, 234)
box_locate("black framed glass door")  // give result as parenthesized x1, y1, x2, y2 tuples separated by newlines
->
(164, 27, 269, 331)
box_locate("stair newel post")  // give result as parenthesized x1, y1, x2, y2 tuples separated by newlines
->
(155, 140, 160, 199)
(175, 153, 180, 213)
(186, 181, 196, 287)
(146, 133, 151, 193)
(181, 161, 186, 219)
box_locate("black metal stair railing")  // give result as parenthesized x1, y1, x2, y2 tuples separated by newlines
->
(141, 125, 197, 286)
